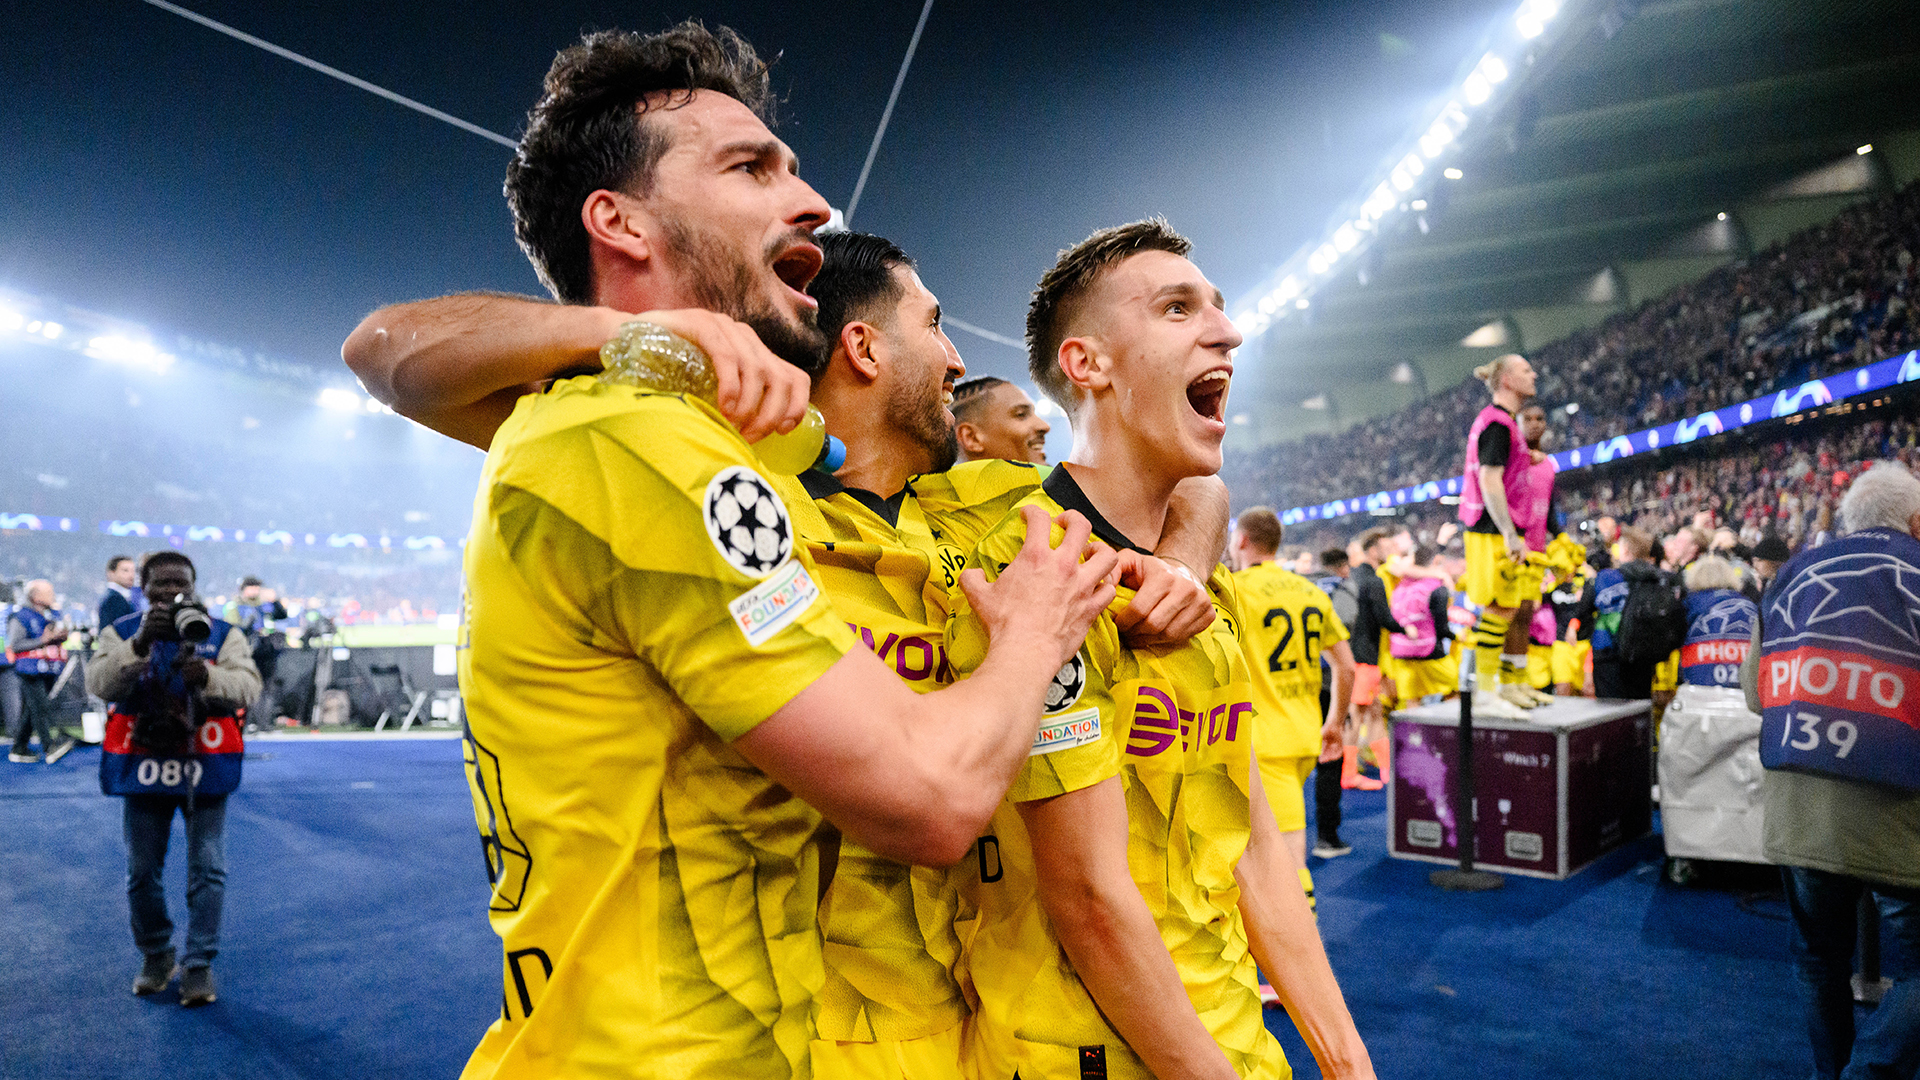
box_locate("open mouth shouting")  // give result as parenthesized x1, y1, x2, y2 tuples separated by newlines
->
(1186, 367, 1231, 430)
(770, 241, 824, 310)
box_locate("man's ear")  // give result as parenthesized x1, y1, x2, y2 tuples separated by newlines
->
(1057, 336, 1110, 398)
(955, 421, 985, 455)
(836, 321, 882, 384)
(581, 189, 653, 267)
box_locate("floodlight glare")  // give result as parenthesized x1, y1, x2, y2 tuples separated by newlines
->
(1565, 402, 1580, 414)
(39, 321, 63, 340)
(1333, 223, 1359, 252)
(1391, 167, 1416, 192)
(1464, 72, 1492, 106)
(318, 387, 365, 411)
(1295, 297, 1310, 309)
(1444, 167, 1465, 180)
(1717, 211, 1728, 221)
(1259, 295, 1279, 315)
(1857, 143, 1873, 155)
(1276, 275, 1302, 301)
(1399, 153, 1425, 177)
(1478, 54, 1509, 84)
(86, 334, 176, 373)
(1314, 242, 1339, 269)
(0, 309, 22, 332)
(1411, 199, 1429, 211)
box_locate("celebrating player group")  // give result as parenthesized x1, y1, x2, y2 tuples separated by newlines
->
(343, 21, 1375, 1080)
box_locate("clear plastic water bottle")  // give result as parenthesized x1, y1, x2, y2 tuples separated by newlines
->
(598, 320, 846, 475)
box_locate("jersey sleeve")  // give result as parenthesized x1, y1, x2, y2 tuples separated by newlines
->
(486, 380, 855, 742)
(945, 496, 1122, 803)
(914, 459, 1047, 553)
(1477, 423, 1510, 468)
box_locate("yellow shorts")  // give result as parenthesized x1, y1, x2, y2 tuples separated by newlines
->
(1527, 644, 1554, 690)
(1398, 656, 1457, 700)
(1257, 753, 1319, 834)
(812, 1022, 965, 1080)
(1552, 639, 1590, 686)
(1653, 650, 1680, 693)
(1464, 531, 1532, 610)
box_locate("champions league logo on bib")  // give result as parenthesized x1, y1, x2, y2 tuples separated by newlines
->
(704, 466, 793, 578)
(1045, 653, 1086, 714)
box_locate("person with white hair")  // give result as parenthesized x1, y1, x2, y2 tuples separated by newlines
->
(7, 580, 74, 764)
(1740, 461, 1920, 1079)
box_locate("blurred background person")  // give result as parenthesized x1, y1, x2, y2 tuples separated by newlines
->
(1743, 462, 1920, 1080)
(99, 555, 144, 629)
(224, 576, 288, 727)
(8, 580, 74, 764)
(951, 375, 1050, 464)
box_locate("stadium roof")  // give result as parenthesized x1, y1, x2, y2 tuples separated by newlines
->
(1227, 0, 1920, 448)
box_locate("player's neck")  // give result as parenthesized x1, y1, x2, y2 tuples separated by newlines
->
(1063, 420, 1182, 550)
(1492, 388, 1527, 413)
(815, 389, 918, 498)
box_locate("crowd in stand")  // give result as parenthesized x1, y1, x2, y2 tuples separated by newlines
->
(1222, 179, 1920, 512)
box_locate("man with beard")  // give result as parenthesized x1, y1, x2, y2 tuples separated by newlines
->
(948, 219, 1374, 1080)
(344, 25, 1128, 1080)
(951, 375, 1052, 464)
(351, 214, 1223, 1079)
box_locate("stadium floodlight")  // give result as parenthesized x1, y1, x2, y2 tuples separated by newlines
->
(1259, 295, 1279, 315)
(1333, 223, 1360, 252)
(0, 309, 22, 333)
(1363, 182, 1396, 220)
(1478, 54, 1509, 84)
(86, 334, 176, 374)
(1276, 275, 1301, 301)
(1295, 297, 1310, 309)
(1411, 199, 1429, 211)
(1444, 167, 1465, 180)
(1420, 118, 1455, 158)
(318, 387, 364, 411)
(1464, 71, 1492, 106)
(38, 321, 63, 340)
(1857, 143, 1873, 155)
(1516, 0, 1559, 38)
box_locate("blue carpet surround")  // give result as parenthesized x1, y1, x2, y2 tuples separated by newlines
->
(1, 740, 1806, 1079)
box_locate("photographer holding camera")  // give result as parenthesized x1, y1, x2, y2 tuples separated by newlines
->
(8, 580, 75, 764)
(86, 552, 258, 1008)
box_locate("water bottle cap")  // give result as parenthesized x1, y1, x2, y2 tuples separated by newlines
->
(818, 435, 847, 473)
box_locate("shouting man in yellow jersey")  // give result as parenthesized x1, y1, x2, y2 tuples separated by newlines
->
(344, 25, 1126, 1080)
(1228, 507, 1354, 911)
(947, 220, 1375, 1080)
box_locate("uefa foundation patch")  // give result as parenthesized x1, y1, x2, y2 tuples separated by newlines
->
(1030, 708, 1100, 756)
(728, 559, 822, 648)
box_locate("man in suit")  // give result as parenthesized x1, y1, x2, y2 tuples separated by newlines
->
(98, 555, 142, 630)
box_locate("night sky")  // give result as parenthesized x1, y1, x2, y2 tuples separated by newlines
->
(2, 0, 1510, 392)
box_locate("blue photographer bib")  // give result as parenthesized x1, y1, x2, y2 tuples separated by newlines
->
(1758, 528, 1920, 791)
(98, 611, 245, 797)
(1680, 588, 1756, 688)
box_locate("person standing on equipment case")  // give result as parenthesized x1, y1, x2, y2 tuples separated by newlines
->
(345, 25, 1119, 1080)
(948, 219, 1374, 1080)
(1458, 354, 1547, 720)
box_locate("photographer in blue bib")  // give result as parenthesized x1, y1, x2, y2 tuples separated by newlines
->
(1741, 461, 1920, 1080)
(87, 551, 259, 1008)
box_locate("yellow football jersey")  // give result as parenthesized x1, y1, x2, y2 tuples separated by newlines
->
(946, 468, 1288, 1080)
(770, 460, 1041, 1050)
(1232, 562, 1351, 761)
(457, 377, 856, 1080)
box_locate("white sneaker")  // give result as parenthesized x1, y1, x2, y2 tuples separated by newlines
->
(1474, 691, 1532, 721)
(1499, 684, 1543, 711)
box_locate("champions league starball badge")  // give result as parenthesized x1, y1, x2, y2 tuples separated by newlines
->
(703, 466, 793, 578)
(1045, 652, 1087, 714)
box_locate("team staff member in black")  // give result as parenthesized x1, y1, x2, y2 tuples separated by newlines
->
(1341, 528, 1403, 790)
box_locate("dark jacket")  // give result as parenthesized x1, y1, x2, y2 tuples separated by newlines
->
(1348, 563, 1405, 667)
(98, 587, 140, 632)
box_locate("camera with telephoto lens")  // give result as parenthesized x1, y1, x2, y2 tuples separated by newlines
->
(169, 594, 213, 643)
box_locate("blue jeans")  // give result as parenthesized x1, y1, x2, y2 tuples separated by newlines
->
(1782, 866, 1920, 1079)
(123, 795, 228, 969)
